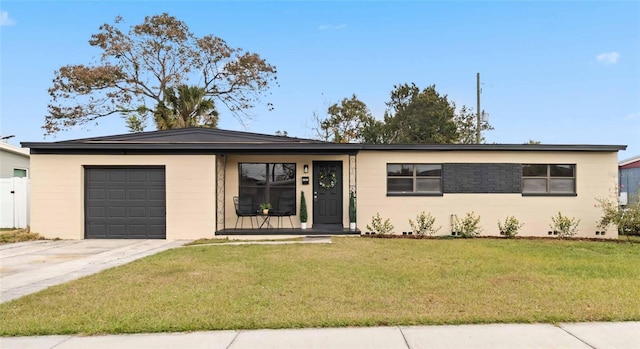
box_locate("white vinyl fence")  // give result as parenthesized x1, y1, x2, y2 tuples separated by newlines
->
(0, 177, 30, 229)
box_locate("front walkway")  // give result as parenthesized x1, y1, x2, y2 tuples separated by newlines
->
(0, 239, 187, 303)
(2, 322, 638, 349)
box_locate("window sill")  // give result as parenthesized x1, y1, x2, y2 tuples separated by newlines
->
(387, 192, 444, 197)
(522, 193, 577, 197)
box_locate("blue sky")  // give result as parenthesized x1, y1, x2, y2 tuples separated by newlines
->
(1, 1, 639, 159)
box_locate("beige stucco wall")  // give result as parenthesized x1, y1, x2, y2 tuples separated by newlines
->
(356, 151, 620, 238)
(30, 149, 620, 239)
(30, 154, 216, 240)
(223, 154, 351, 229)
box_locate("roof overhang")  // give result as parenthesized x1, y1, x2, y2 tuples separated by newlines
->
(22, 142, 626, 155)
(21, 128, 627, 155)
(360, 144, 627, 152)
(22, 142, 361, 155)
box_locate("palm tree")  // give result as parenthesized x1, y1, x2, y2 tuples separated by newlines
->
(154, 85, 219, 130)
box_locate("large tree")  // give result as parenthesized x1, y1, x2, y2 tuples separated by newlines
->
(383, 83, 459, 144)
(316, 94, 375, 143)
(360, 117, 390, 144)
(45, 13, 277, 135)
(454, 105, 494, 144)
(153, 85, 218, 130)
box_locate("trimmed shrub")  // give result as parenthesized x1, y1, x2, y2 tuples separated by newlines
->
(453, 212, 482, 238)
(498, 216, 523, 238)
(349, 191, 356, 223)
(409, 211, 441, 236)
(550, 211, 580, 238)
(366, 213, 394, 235)
(299, 192, 308, 223)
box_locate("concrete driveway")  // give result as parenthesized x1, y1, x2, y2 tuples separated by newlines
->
(0, 239, 187, 303)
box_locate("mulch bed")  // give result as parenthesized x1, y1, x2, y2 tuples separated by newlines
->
(360, 233, 639, 243)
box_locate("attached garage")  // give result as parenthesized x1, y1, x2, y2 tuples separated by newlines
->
(85, 167, 166, 239)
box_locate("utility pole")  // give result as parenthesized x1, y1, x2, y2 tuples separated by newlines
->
(476, 72, 481, 144)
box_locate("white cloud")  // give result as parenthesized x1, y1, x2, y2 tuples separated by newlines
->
(317, 24, 347, 31)
(0, 11, 16, 26)
(596, 51, 620, 65)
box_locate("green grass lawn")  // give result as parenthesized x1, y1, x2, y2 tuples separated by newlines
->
(1, 238, 639, 336)
(621, 235, 640, 243)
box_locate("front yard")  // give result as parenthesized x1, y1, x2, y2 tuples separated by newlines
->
(1, 237, 639, 335)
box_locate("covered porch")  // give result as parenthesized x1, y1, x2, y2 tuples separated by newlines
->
(216, 149, 360, 235)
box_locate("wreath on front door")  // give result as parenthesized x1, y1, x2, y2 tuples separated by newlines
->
(318, 169, 337, 189)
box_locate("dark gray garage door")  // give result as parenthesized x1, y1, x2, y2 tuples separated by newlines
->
(85, 167, 166, 239)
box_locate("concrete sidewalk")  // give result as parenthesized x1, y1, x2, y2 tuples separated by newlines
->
(2, 322, 638, 349)
(0, 239, 187, 303)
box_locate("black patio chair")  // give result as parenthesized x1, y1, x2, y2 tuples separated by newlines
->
(271, 195, 295, 228)
(234, 196, 257, 229)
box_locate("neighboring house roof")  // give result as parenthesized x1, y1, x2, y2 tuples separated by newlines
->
(619, 155, 640, 169)
(0, 142, 30, 157)
(22, 127, 627, 154)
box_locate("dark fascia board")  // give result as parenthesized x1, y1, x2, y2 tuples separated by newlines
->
(23, 142, 362, 154)
(360, 144, 627, 152)
(22, 141, 626, 154)
(26, 149, 359, 156)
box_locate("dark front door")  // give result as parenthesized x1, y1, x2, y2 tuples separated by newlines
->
(313, 161, 343, 227)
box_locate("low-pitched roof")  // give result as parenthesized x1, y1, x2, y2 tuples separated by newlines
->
(22, 127, 627, 154)
(23, 128, 359, 154)
(58, 127, 327, 144)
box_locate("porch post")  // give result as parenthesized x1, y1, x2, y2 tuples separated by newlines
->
(349, 154, 357, 194)
(216, 154, 226, 232)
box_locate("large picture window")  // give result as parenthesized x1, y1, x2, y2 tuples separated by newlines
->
(522, 164, 576, 195)
(387, 163, 442, 195)
(239, 163, 296, 212)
